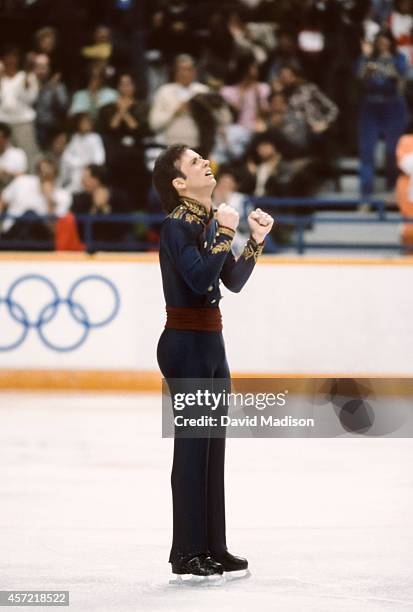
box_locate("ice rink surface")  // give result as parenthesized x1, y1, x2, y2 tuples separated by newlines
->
(1, 392, 412, 612)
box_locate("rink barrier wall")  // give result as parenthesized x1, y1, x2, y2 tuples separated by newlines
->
(1, 252, 413, 390)
(0, 370, 413, 396)
(1, 252, 413, 265)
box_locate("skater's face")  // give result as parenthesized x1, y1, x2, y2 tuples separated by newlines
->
(172, 149, 216, 195)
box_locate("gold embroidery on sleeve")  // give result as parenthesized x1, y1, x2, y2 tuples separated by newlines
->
(211, 239, 232, 254)
(217, 226, 236, 238)
(242, 239, 264, 262)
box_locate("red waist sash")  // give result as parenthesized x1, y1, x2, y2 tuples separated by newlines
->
(165, 306, 222, 331)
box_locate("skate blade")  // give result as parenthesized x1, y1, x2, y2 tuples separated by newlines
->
(169, 573, 226, 587)
(224, 568, 251, 581)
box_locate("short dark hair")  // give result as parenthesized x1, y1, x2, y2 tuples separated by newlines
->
(0, 122, 11, 139)
(152, 144, 188, 213)
(86, 164, 108, 185)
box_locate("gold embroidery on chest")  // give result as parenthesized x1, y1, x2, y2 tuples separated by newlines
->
(169, 205, 202, 225)
(169, 205, 186, 220)
(184, 213, 198, 224)
(181, 198, 209, 220)
(178, 198, 210, 226)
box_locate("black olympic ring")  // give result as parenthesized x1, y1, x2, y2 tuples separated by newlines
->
(0, 274, 120, 352)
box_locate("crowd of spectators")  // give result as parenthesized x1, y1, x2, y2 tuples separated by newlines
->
(0, 0, 413, 251)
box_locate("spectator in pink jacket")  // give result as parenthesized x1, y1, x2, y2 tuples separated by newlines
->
(220, 54, 270, 132)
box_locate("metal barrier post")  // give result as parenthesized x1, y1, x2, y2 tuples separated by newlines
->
(296, 220, 305, 255)
(377, 199, 386, 221)
(84, 216, 93, 252)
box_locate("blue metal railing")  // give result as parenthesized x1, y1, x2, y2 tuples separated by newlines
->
(1, 198, 413, 254)
(249, 196, 388, 218)
(246, 197, 412, 254)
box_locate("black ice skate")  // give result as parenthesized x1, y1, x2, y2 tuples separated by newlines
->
(169, 554, 225, 586)
(211, 550, 250, 580)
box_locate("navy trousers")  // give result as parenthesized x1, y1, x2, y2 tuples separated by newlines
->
(359, 97, 407, 198)
(157, 328, 230, 563)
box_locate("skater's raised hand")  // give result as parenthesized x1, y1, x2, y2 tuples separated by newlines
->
(248, 208, 274, 243)
(216, 202, 239, 232)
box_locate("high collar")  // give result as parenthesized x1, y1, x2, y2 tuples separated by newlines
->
(179, 197, 213, 225)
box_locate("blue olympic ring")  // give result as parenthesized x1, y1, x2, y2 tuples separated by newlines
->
(0, 274, 120, 352)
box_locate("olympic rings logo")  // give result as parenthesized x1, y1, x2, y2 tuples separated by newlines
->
(0, 274, 120, 352)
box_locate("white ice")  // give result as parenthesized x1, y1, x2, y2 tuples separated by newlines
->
(0, 392, 412, 612)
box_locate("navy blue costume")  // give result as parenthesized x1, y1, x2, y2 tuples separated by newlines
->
(157, 196, 263, 564)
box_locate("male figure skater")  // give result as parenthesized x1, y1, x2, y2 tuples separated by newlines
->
(153, 144, 274, 579)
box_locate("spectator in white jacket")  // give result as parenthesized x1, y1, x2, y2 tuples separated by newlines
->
(149, 54, 209, 148)
(60, 112, 105, 193)
(0, 156, 70, 235)
(0, 121, 28, 189)
(0, 47, 39, 171)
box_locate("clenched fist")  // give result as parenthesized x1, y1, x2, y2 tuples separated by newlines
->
(248, 208, 274, 243)
(216, 202, 240, 232)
